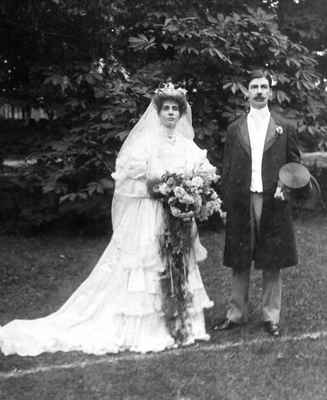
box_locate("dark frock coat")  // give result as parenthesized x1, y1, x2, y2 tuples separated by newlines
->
(221, 113, 301, 272)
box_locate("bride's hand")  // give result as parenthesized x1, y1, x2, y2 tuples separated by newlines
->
(179, 210, 194, 222)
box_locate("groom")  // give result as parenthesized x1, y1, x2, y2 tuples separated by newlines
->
(216, 69, 301, 337)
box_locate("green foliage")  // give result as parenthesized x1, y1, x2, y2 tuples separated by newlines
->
(276, 0, 327, 150)
(0, 1, 151, 223)
(123, 2, 326, 153)
(0, 0, 326, 229)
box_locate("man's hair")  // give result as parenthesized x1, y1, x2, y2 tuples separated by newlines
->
(247, 69, 272, 88)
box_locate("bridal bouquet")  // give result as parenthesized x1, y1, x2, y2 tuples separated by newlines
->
(148, 170, 222, 344)
(149, 170, 222, 221)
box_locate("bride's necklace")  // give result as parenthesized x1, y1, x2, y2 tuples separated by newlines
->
(160, 125, 177, 145)
(164, 128, 177, 144)
(166, 132, 177, 144)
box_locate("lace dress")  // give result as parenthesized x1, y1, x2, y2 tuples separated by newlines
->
(0, 134, 213, 356)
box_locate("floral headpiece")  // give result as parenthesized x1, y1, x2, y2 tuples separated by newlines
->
(154, 82, 187, 98)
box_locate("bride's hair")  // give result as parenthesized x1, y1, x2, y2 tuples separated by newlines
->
(153, 94, 187, 115)
(152, 83, 188, 115)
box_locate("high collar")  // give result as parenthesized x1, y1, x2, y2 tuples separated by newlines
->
(159, 125, 179, 145)
(248, 105, 270, 120)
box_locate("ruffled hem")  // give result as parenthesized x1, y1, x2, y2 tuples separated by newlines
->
(0, 310, 209, 356)
(114, 286, 213, 317)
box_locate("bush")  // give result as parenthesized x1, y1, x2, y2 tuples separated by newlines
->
(1, 0, 326, 231)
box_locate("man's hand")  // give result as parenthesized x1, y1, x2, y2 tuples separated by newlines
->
(274, 185, 289, 201)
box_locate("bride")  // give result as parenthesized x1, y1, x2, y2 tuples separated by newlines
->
(0, 83, 215, 356)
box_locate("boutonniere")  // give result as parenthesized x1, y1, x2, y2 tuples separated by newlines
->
(275, 126, 284, 136)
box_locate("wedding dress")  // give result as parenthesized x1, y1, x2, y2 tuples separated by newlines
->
(0, 107, 214, 356)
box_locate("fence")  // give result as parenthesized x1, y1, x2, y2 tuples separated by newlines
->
(0, 103, 49, 121)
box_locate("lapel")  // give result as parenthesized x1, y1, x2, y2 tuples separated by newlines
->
(237, 116, 251, 157)
(263, 116, 277, 152)
(237, 113, 278, 156)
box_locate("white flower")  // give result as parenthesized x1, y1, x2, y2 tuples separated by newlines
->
(275, 126, 284, 136)
(210, 191, 219, 200)
(170, 205, 182, 217)
(174, 186, 187, 199)
(158, 183, 170, 195)
(180, 193, 195, 205)
(191, 176, 204, 188)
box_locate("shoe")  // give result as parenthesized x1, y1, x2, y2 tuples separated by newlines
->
(212, 319, 241, 331)
(264, 321, 281, 337)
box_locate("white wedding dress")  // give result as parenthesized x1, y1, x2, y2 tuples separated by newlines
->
(0, 132, 214, 356)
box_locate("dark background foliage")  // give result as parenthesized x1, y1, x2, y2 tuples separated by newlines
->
(0, 0, 326, 232)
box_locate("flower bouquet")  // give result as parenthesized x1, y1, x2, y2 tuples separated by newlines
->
(147, 169, 222, 344)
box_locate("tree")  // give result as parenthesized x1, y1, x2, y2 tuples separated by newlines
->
(0, 0, 325, 229)
(122, 0, 325, 151)
(276, 0, 327, 149)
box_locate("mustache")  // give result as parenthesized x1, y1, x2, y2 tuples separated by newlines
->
(254, 95, 265, 100)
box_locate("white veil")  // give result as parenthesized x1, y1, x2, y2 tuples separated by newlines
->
(117, 100, 194, 160)
(111, 98, 194, 229)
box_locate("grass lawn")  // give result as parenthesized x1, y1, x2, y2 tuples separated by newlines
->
(0, 213, 327, 399)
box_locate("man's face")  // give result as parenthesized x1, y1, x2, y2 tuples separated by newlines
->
(247, 77, 272, 109)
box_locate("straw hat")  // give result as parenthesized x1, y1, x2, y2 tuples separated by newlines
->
(279, 162, 324, 209)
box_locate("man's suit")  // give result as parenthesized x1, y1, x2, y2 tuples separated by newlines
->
(221, 108, 301, 323)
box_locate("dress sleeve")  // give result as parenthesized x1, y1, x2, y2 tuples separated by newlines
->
(190, 141, 216, 175)
(113, 152, 148, 181)
(112, 145, 150, 198)
(197, 150, 216, 174)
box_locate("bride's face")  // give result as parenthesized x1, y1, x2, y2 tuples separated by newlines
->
(159, 100, 181, 129)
